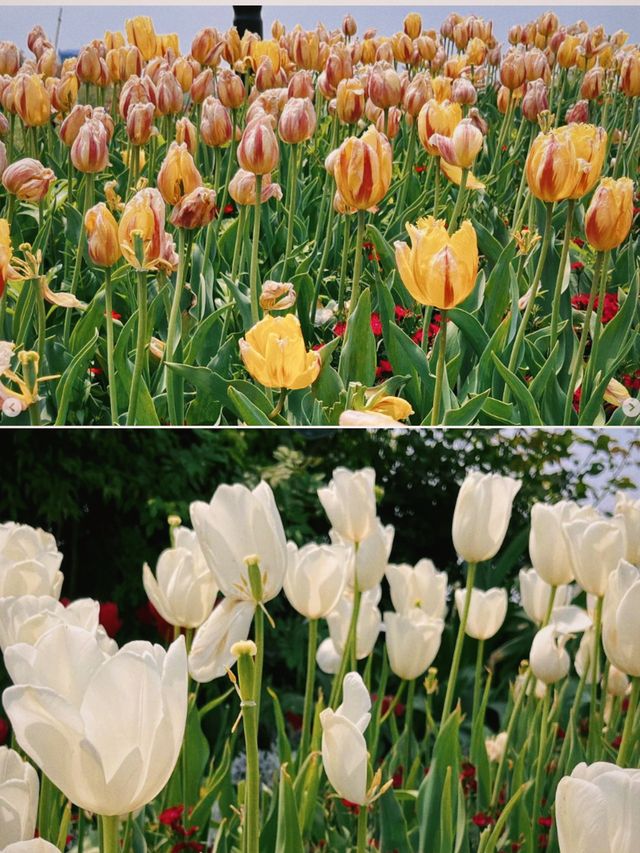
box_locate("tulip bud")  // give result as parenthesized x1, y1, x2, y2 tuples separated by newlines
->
(500, 49, 526, 89)
(519, 568, 572, 625)
(616, 493, 640, 565)
(239, 314, 320, 390)
(3, 157, 55, 202)
(125, 16, 157, 61)
(525, 47, 550, 82)
(336, 78, 365, 124)
(452, 472, 521, 562)
(333, 125, 392, 210)
(200, 97, 232, 148)
(522, 79, 548, 122)
(403, 12, 422, 40)
(581, 66, 605, 100)
(565, 99, 589, 123)
(259, 280, 296, 312)
(284, 542, 347, 619)
(385, 610, 444, 680)
(278, 97, 316, 144)
(191, 28, 222, 67)
(118, 76, 151, 119)
(13, 74, 51, 127)
(417, 98, 462, 155)
(189, 68, 214, 105)
(530, 625, 571, 684)
(620, 51, 640, 97)
(228, 169, 282, 206)
(157, 142, 202, 205)
(84, 202, 121, 267)
(175, 116, 197, 155)
(0, 42, 20, 76)
(50, 72, 79, 114)
(118, 187, 174, 271)
(529, 500, 596, 586)
(126, 101, 155, 146)
(171, 57, 194, 93)
(451, 77, 477, 106)
(237, 115, 280, 175)
(585, 177, 634, 251)
(467, 107, 488, 136)
(71, 118, 109, 173)
(565, 513, 627, 597)
(255, 56, 278, 92)
(455, 587, 508, 639)
(59, 104, 92, 146)
(368, 61, 402, 109)
(155, 70, 183, 115)
(525, 129, 582, 202)
(429, 117, 483, 168)
(76, 44, 102, 84)
(403, 74, 433, 116)
(169, 186, 217, 229)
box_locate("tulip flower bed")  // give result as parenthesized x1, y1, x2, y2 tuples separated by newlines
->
(0, 11, 639, 426)
(1, 464, 640, 853)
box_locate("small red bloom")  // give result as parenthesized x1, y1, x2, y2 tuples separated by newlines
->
(472, 812, 494, 828)
(285, 710, 303, 732)
(370, 312, 382, 336)
(341, 799, 361, 815)
(538, 817, 553, 828)
(88, 366, 103, 376)
(376, 359, 393, 379)
(0, 717, 9, 745)
(99, 601, 123, 638)
(392, 767, 403, 788)
(332, 321, 346, 337)
(572, 237, 585, 247)
(394, 305, 412, 321)
(612, 734, 622, 749)
(415, 165, 426, 173)
(571, 261, 584, 272)
(160, 806, 185, 827)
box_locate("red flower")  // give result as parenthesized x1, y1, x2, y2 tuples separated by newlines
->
(538, 817, 553, 828)
(105, 311, 122, 321)
(415, 165, 426, 173)
(612, 734, 622, 749)
(392, 767, 404, 788)
(572, 237, 585, 247)
(370, 312, 382, 336)
(571, 294, 590, 310)
(160, 805, 185, 827)
(0, 717, 9, 745)
(571, 261, 584, 272)
(224, 203, 235, 215)
(88, 366, 103, 376)
(285, 710, 303, 732)
(394, 305, 412, 321)
(99, 601, 123, 638)
(412, 329, 424, 345)
(538, 834, 549, 849)
(171, 844, 203, 853)
(332, 321, 346, 337)
(375, 359, 393, 379)
(341, 799, 361, 815)
(472, 812, 494, 828)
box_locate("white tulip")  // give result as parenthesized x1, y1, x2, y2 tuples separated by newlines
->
(0, 746, 39, 848)
(317, 467, 377, 543)
(529, 625, 572, 684)
(485, 731, 508, 763)
(0, 523, 63, 599)
(2, 625, 188, 816)
(284, 542, 349, 619)
(143, 531, 219, 629)
(575, 628, 595, 680)
(565, 515, 627, 597)
(190, 481, 287, 603)
(331, 519, 394, 591)
(602, 560, 640, 677)
(452, 472, 521, 563)
(615, 493, 640, 564)
(606, 666, 629, 698)
(320, 672, 371, 805)
(188, 598, 256, 683)
(386, 560, 448, 619)
(556, 762, 640, 853)
(3, 842, 61, 853)
(327, 587, 382, 660)
(316, 637, 342, 675)
(519, 568, 571, 624)
(529, 501, 598, 586)
(549, 606, 592, 635)
(0, 596, 113, 654)
(384, 610, 444, 680)
(454, 587, 508, 640)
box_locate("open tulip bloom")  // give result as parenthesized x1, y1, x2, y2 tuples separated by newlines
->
(2, 464, 640, 851)
(0, 11, 638, 426)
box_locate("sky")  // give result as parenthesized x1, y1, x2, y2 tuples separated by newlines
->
(3, 5, 638, 54)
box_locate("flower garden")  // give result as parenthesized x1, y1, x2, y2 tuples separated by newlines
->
(0, 10, 638, 425)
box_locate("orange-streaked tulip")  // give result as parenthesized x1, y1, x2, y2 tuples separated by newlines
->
(565, 100, 589, 124)
(239, 314, 321, 390)
(403, 74, 433, 117)
(500, 49, 526, 90)
(50, 71, 79, 114)
(228, 169, 282, 206)
(417, 99, 462, 155)
(333, 125, 392, 211)
(14, 74, 51, 127)
(343, 15, 357, 38)
(200, 97, 232, 148)
(585, 177, 634, 251)
(259, 280, 296, 311)
(59, 104, 92, 146)
(0, 217, 12, 295)
(157, 141, 202, 205)
(451, 77, 477, 106)
(522, 79, 549, 122)
(118, 76, 153, 120)
(237, 115, 280, 175)
(429, 117, 483, 169)
(581, 67, 605, 100)
(368, 61, 402, 109)
(104, 30, 125, 51)
(125, 16, 157, 62)
(620, 51, 640, 97)
(557, 35, 581, 68)
(288, 70, 315, 101)
(217, 69, 245, 109)
(0, 42, 20, 76)
(525, 129, 582, 202)
(156, 70, 183, 116)
(71, 118, 109, 173)
(404, 12, 422, 40)
(126, 101, 155, 146)
(118, 187, 171, 270)
(169, 186, 217, 229)
(191, 28, 223, 67)
(175, 117, 197, 155)
(278, 97, 316, 144)
(76, 45, 102, 84)
(336, 78, 365, 124)
(395, 216, 479, 309)
(84, 202, 121, 267)
(2, 158, 55, 202)
(190, 68, 214, 105)
(172, 57, 194, 93)
(560, 123, 607, 199)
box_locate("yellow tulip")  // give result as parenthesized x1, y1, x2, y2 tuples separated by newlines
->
(239, 314, 321, 390)
(417, 99, 462, 155)
(585, 177, 634, 251)
(118, 187, 169, 270)
(13, 74, 51, 127)
(525, 129, 582, 202)
(440, 159, 486, 191)
(394, 217, 479, 309)
(558, 124, 607, 199)
(0, 218, 12, 296)
(333, 125, 392, 211)
(157, 141, 202, 205)
(365, 393, 414, 420)
(125, 16, 157, 61)
(84, 203, 121, 267)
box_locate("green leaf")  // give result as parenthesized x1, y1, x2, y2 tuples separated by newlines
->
(54, 329, 99, 425)
(491, 353, 542, 425)
(379, 788, 413, 853)
(443, 390, 490, 425)
(448, 307, 490, 358)
(268, 687, 293, 766)
(417, 707, 462, 853)
(337, 288, 376, 386)
(227, 386, 275, 425)
(275, 764, 304, 853)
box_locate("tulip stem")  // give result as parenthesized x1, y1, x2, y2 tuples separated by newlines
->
(249, 175, 263, 324)
(237, 648, 260, 853)
(356, 804, 367, 853)
(448, 168, 468, 234)
(283, 143, 299, 279)
(503, 202, 554, 404)
(582, 250, 610, 406)
(348, 209, 366, 319)
(431, 309, 447, 426)
(103, 267, 118, 425)
(563, 251, 604, 423)
(231, 206, 247, 280)
(472, 639, 485, 726)
(166, 229, 192, 425)
(126, 270, 148, 426)
(268, 388, 287, 420)
(329, 583, 362, 709)
(432, 157, 441, 217)
(549, 199, 575, 357)
(490, 677, 527, 807)
(63, 173, 94, 348)
(253, 604, 265, 721)
(587, 595, 604, 761)
(396, 123, 418, 217)
(530, 689, 551, 851)
(441, 561, 476, 723)
(421, 306, 433, 355)
(298, 618, 318, 772)
(337, 214, 351, 314)
(404, 678, 416, 779)
(617, 676, 639, 766)
(100, 815, 119, 853)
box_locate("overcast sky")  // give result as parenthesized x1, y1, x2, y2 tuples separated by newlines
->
(4, 6, 638, 53)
